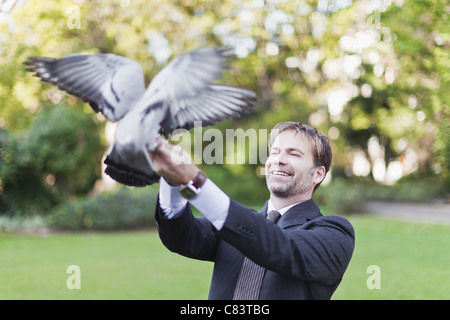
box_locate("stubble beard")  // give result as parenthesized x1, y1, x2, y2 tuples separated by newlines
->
(266, 171, 314, 198)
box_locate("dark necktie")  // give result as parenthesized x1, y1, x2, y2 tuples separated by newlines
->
(232, 210, 281, 300)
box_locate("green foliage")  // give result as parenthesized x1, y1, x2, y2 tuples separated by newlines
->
(0, 215, 47, 233)
(314, 175, 447, 215)
(23, 105, 104, 195)
(204, 164, 269, 207)
(48, 187, 157, 230)
(314, 178, 366, 215)
(0, 104, 103, 215)
(379, 0, 450, 183)
(363, 176, 447, 202)
(0, 127, 60, 215)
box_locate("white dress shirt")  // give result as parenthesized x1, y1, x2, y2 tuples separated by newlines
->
(266, 200, 301, 216)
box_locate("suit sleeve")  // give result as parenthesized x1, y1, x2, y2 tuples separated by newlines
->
(154, 195, 219, 262)
(217, 200, 355, 284)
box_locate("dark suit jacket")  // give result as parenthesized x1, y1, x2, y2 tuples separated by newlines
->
(155, 197, 355, 300)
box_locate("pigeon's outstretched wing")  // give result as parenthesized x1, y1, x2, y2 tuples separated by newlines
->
(140, 47, 256, 135)
(165, 84, 256, 134)
(24, 54, 146, 122)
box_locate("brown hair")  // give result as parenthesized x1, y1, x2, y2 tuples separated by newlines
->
(269, 121, 332, 191)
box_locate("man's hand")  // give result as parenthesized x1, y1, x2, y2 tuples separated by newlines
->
(148, 137, 200, 186)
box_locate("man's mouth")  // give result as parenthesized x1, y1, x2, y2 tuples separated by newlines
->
(271, 170, 291, 177)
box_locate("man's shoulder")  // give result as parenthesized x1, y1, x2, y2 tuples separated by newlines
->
(308, 214, 355, 237)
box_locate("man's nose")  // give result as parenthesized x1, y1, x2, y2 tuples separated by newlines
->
(272, 152, 288, 165)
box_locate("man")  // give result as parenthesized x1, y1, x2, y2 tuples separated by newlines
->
(149, 121, 355, 300)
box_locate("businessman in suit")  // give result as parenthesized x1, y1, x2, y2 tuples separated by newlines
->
(148, 122, 355, 300)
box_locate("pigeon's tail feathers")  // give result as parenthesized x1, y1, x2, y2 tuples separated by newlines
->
(104, 145, 160, 187)
(104, 158, 159, 187)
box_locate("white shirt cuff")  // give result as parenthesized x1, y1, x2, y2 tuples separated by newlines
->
(190, 179, 230, 230)
(159, 177, 188, 219)
(158, 177, 230, 230)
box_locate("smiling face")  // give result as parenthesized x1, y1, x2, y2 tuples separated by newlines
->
(265, 129, 325, 203)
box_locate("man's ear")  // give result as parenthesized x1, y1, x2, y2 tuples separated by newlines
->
(313, 166, 326, 185)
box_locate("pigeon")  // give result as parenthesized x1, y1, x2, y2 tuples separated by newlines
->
(24, 47, 256, 187)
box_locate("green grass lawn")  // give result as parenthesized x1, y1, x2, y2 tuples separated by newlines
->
(333, 215, 450, 299)
(1, 215, 449, 299)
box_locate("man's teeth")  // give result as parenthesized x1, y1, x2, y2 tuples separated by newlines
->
(273, 171, 289, 176)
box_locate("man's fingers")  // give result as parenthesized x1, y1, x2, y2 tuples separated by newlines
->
(150, 138, 171, 159)
(147, 137, 198, 185)
(148, 138, 188, 173)
(155, 136, 163, 148)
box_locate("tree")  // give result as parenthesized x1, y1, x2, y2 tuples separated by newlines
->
(0, 105, 103, 215)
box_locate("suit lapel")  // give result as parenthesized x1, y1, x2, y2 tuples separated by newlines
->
(260, 199, 322, 229)
(258, 201, 269, 216)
